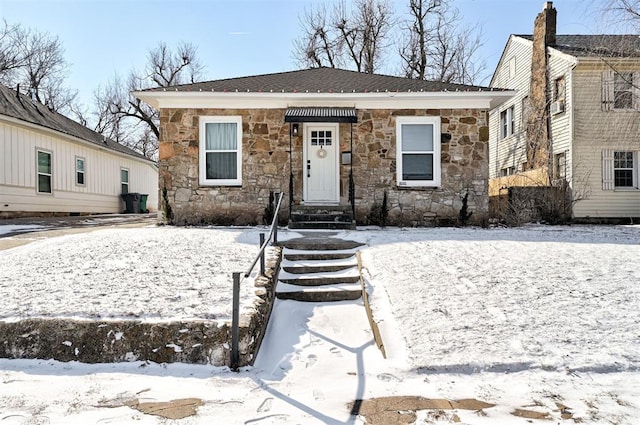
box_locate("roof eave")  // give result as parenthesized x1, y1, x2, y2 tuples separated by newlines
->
(134, 90, 515, 111)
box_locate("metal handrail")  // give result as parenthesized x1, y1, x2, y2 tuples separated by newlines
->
(243, 191, 285, 278)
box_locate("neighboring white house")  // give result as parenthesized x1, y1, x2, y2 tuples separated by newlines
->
(489, 1, 640, 221)
(0, 84, 158, 218)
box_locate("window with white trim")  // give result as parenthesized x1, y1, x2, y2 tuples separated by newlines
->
(121, 168, 129, 194)
(603, 70, 639, 111)
(199, 116, 243, 186)
(614, 72, 634, 109)
(37, 149, 52, 194)
(602, 149, 638, 190)
(614, 151, 636, 188)
(396, 116, 441, 187)
(500, 106, 515, 139)
(76, 157, 85, 186)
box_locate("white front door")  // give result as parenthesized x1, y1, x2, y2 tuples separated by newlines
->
(304, 124, 339, 203)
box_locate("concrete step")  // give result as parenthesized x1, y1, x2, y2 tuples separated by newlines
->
(283, 250, 357, 261)
(276, 282, 362, 302)
(281, 257, 358, 274)
(288, 221, 356, 230)
(282, 238, 363, 251)
(289, 213, 354, 223)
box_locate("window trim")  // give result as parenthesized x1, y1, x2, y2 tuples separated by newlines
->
(120, 167, 129, 195)
(500, 105, 515, 139)
(613, 72, 634, 110)
(75, 156, 85, 186)
(199, 116, 243, 186)
(36, 148, 53, 195)
(395, 116, 441, 188)
(613, 150, 637, 189)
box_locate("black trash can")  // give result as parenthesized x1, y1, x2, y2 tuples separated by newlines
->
(121, 193, 141, 213)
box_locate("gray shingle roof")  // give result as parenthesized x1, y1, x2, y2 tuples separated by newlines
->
(518, 34, 640, 57)
(0, 84, 152, 162)
(143, 67, 503, 94)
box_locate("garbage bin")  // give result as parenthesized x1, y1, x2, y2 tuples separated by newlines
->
(139, 194, 149, 213)
(121, 193, 141, 213)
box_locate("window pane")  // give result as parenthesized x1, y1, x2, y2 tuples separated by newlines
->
(402, 124, 433, 151)
(402, 153, 433, 180)
(121, 183, 128, 194)
(206, 152, 237, 179)
(206, 123, 237, 150)
(77, 172, 84, 185)
(121, 169, 128, 183)
(38, 175, 51, 193)
(76, 159, 84, 172)
(615, 170, 634, 187)
(614, 151, 633, 168)
(38, 151, 51, 174)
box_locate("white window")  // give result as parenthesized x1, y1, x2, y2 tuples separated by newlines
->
(614, 151, 636, 188)
(121, 168, 129, 194)
(554, 152, 566, 179)
(508, 57, 516, 79)
(76, 157, 85, 186)
(37, 149, 52, 194)
(602, 149, 638, 190)
(614, 72, 634, 109)
(603, 70, 639, 111)
(500, 106, 515, 138)
(396, 116, 441, 187)
(199, 116, 243, 186)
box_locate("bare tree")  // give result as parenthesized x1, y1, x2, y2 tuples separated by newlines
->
(603, 0, 640, 28)
(399, 0, 485, 84)
(293, 0, 393, 73)
(0, 20, 77, 113)
(91, 41, 204, 159)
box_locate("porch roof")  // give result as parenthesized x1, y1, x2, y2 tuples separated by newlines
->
(284, 107, 357, 123)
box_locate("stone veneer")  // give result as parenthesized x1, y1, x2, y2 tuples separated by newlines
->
(159, 107, 489, 226)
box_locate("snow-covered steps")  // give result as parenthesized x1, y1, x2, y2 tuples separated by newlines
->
(283, 248, 359, 261)
(281, 256, 358, 274)
(278, 268, 361, 285)
(276, 235, 364, 302)
(276, 282, 362, 302)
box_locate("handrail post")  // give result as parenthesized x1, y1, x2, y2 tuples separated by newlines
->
(231, 272, 240, 371)
(273, 192, 279, 244)
(259, 233, 265, 276)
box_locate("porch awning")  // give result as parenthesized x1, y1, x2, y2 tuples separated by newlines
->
(284, 107, 358, 123)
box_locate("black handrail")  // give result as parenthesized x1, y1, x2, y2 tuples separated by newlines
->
(231, 191, 284, 371)
(243, 191, 285, 278)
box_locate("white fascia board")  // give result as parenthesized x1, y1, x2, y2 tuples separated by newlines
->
(0, 113, 156, 168)
(133, 90, 515, 111)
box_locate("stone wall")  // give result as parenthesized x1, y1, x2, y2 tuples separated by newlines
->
(0, 247, 281, 367)
(159, 107, 489, 226)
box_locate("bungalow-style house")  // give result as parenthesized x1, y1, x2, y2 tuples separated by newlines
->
(0, 84, 158, 218)
(134, 67, 512, 226)
(489, 1, 640, 221)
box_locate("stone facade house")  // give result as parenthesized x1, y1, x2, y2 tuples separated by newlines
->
(489, 1, 640, 221)
(135, 68, 512, 226)
(0, 83, 158, 218)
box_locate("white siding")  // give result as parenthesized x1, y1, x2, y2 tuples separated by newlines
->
(0, 119, 158, 214)
(549, 53, 575, 184)
(571, 63, 640, 218)
(489, 37, 533, 179)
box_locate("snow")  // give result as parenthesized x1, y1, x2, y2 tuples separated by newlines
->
(0, 224, 44, 236)
(1, 224, 639, 424)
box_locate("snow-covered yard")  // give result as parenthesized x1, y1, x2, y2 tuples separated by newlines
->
(0, 224, 639, 424)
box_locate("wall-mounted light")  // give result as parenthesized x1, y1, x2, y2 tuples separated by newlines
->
(292, 123, 299, 137)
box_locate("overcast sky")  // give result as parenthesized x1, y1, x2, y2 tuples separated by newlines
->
(0, 0, 616, 108)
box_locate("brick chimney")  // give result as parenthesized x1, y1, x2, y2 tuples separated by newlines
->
(526, 1, 557, 172)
